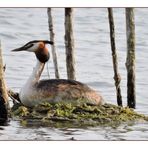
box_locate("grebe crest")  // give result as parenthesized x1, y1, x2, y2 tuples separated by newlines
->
(12, 40, 104, 107)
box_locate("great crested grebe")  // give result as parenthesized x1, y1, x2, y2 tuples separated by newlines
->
(12, 40, 104, 107)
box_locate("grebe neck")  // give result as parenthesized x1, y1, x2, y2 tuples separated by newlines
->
(27, 60, 45, 85)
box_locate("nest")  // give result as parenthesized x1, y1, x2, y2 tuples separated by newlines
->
(10, 102, 148, 128)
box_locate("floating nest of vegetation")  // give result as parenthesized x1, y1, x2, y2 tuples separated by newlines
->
(10, 102, 148, 128)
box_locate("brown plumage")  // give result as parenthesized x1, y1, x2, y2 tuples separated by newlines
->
(34, 79, 104, 105)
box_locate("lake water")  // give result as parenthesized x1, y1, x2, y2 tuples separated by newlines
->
(0, 8, 148, 140)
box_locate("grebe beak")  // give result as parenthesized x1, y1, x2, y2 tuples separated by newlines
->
(12, 46, 28, 52)
(11, 43, 34, 52)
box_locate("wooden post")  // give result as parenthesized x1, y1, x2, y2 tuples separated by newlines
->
(108, 8, 122, 106)
(64, 8, 76, 80)
(125, 8, 136, 108)
(0, 41, 9, 125)
(47, 8, 60, 79)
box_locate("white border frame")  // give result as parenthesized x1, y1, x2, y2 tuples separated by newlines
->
(0, 0, 148, 7)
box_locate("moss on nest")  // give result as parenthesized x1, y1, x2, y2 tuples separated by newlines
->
(11, 102, 148, 128)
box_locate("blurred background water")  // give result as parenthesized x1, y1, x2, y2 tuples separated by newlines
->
(0, 8, 148, 140)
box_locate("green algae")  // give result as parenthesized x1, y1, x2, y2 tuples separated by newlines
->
(11, 102, 148, 128)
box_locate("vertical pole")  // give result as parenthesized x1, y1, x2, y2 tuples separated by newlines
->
(125, 8, 136, 108)
(64, 8, 76, 80)
(47, 8, 60, 79)
(108, 8, 122, 106)
(0, 41, 9, 125)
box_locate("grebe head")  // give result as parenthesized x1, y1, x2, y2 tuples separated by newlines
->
(12, 40, 53, 63)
